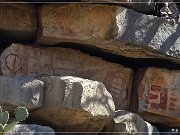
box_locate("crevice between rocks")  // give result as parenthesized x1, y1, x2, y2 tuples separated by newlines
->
(50, 42, 180, 71)
(0, 41, 180, 71)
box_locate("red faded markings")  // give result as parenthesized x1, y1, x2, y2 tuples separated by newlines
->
(145, 84, 178, 112)
(170, 97, 177, 102)
(146, 93, 158, 99)
(5, 54, 23, 73)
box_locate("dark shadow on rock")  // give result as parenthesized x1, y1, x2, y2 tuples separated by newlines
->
(119, 9, 142, 43)
(143, 18, 165, 45)
(159, 23, 180, 54)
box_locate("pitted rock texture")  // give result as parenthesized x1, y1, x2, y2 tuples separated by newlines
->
(116, 7, 180, 59)
(131, 67, 180, 127)
(0, 76, 44, 111)
(42, 76, 115, 117)
(8, 124, 55, 135)
(37, 4, 117, 43)
(103, 110, 159, 135)
(28, 107, 113, 132)
(37, 4, 180, 62)
(0, 4, 37, 42)
(1, 43, 134, 110)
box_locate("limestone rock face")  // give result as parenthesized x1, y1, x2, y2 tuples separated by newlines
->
(42, 76, 115, 117)
(7, 124, 55, 135)
(1, 43, 134, 110)
(132, 67, 180, 127)
(0, 4, 37, 43)
(110, 110, 159, 135)
(0, 76, 44, 111)
(37, 4, 180, 62)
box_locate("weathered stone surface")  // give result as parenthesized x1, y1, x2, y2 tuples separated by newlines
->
(116, 7, 180, 59)
(8, 124, 55, 135)
(28, 107, 113, 132)
(42, 76, 115, 117)
(1, 43, 134, 110)
(131, 67, 180, 127)
(29, 76, 115, 132)
(37, 4, 180, 63)
(0, 4, 37, 43)
(37, 4, 117, 44)
(0, 76, 43, 111)
(103, 110, 159, 135)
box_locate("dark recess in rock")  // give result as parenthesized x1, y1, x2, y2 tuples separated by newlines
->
(46, 42, 180, 71)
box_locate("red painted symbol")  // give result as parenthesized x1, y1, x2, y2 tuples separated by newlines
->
(146, 85, 168, 110)
(5, 54, 22, 73)
(146, 85, 177, 111)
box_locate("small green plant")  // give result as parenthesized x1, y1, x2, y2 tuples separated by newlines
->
(0, 106, 29, 135)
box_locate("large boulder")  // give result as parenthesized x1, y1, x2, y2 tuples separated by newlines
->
(116, 6, 180, 59)
(131, 67, 180, 127)
(1, 43, 134, 110)
(28, 76, 115, 132)
(8, 124, 55, 135)
(42, 76, 115, 117)
(37, 4, 180, 63)
(0, 4, 37, 44)
(103, 110, 159, 135)
(0, 76, 44, 111)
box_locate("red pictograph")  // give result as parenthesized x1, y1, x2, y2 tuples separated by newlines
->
(146, 85, 177, 111)
(5, 54, 23, 73)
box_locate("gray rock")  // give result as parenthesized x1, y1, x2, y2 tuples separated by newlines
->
(29, 76, 115, 132)
(116, 7, 180, 58)
(42, 76, 115, 117)
(7, 124, 55, 135)
(109, 110, 159, 135)
(0, 76, 44, 111)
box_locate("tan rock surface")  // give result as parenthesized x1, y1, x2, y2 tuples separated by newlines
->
(1, 43, 134, 110)
(37, 4, 117, 44)
(131, 67, 180, 127)
(37, 4, 180, 64)
(0, 4, 37, 41)
(28, 107, 113, 132)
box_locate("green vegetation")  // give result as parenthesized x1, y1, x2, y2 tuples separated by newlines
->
(0, 106, 29, 135)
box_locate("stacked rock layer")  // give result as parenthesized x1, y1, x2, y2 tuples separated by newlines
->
(0, 2, 179, 134)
